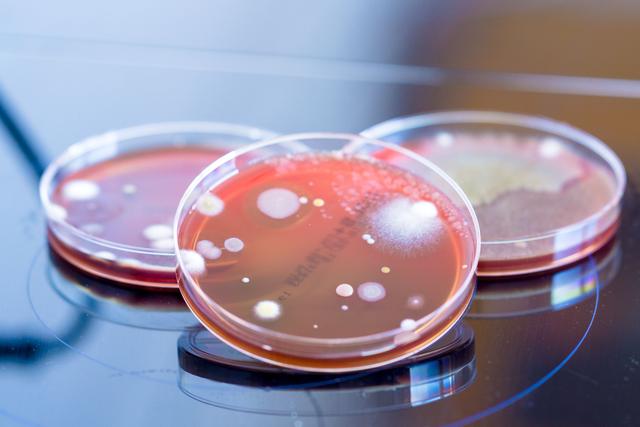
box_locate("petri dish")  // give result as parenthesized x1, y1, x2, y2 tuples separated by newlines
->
(362, 111, 626, 277)
(175, 133, 480, 372)
(177, 324, 475, 415)
(40, 122, 277, 288)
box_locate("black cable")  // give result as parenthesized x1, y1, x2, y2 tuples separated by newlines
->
(0, 88, 47, 177)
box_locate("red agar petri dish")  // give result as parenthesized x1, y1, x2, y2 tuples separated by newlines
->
(40, 122, 277, 288)
(175, 134, 480, 372)
(362, 111, 626, 277)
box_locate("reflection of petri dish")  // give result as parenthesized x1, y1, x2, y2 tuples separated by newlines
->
(48, 248, 198, 331)
(175, 133, 480, 372)
(177, 324, 475, 415)
(362, 111, 626, 277)
(40, 122, 277, 288)
(469, 238, 620, 318)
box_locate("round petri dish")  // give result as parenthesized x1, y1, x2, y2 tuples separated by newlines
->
(40, 122, 277, 288)
(362, 111, 626, 277)
(175, 133, 480, 372)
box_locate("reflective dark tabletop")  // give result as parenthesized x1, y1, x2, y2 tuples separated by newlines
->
(1, 2, 640, 426)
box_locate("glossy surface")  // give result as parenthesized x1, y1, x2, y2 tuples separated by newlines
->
(40, 123, 275, 287)
(363, 112, 624, 276)
(176, 136, 479, 371)
(2, 3, 640, 424)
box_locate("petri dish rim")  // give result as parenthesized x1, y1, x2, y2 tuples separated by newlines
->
(361, 110, 627, 245)
(174, 132, 481, 348)
(39, 121, 278, 257)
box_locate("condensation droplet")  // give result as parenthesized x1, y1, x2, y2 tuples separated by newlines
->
(381, 266, 391, 274)
(312, 198, 325, 207)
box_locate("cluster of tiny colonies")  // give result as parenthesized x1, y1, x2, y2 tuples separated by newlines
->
(49, 157, 452, 339)
(50, 180, 179, 265)
(179, 183, 445, 339)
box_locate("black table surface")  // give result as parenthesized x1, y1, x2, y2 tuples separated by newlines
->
(1, 2, 639, 426)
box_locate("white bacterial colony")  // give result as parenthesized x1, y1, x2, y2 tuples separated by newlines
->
(407, 295, 425, 309)
(122, 184, 137, 195)
(196, 193, 225, 216)
(49, 204, 68, 222)
(357, 282, 386, 302)
(254, 300, 281, 320)
(80, 223, 104, 236)
(224, 237, 244, 252)
(400, 318, 417, 331)
(179, 250, 206, 276)
(195, 240, 222, 260)
(143, 224, 173, 240)
(256, 188, 301, 219)
(143, 224, 174, 252)
(370, 197, 442, 254)
(336, 283, 354, 297)
(62, 180, 100, 201)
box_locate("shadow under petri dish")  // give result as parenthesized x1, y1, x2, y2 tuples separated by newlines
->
(48, 248, 197, 331)
(41, 123, 277, 288)
(177, 323, 476, 416)
(468, 238, 621, 318)
(176, 134, 480, 372)
(362, 111, 626, 277)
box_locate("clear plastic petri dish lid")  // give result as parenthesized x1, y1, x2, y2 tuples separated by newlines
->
(175, 133, 480, 372)
(40, 122, 277, 289)
(48, 248, 198, 331)
(362, 111, 626, 277)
